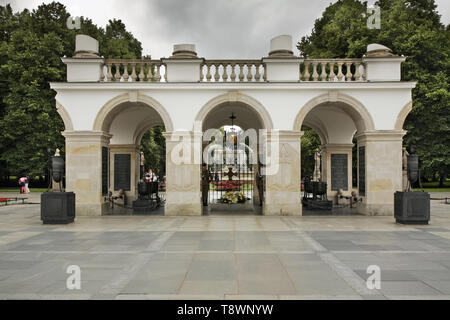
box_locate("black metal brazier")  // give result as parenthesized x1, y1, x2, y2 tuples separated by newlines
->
(41, 151, 76, 224)
(394, 148, 430, 225)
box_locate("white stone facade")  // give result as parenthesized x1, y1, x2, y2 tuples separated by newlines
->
(50, 35, 415, 216)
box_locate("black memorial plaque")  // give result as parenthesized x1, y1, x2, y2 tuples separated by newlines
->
(114, 154, 131, 191)
(102, 147, 108, 195)
(359, 146, 365, 196)
(331, 154, 348, 191)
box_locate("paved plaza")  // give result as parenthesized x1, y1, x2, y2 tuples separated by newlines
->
(0, 193, 449, 300)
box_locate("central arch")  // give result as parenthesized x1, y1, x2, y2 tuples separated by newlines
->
(196, 92, 273, 215)
(195, 92, 274, 131)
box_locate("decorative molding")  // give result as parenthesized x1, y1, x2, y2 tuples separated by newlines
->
(195, 92, 274, 130)
(56, 100, 74, 131)
(93, 92, 174, 132)
(293, 92, 376, 132)
(394, 101, 413, 130)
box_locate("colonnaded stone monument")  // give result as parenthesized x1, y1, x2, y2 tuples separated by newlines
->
(50, 34, 415, 217)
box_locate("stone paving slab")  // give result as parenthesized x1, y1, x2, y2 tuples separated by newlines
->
(0, 198, 449, 300)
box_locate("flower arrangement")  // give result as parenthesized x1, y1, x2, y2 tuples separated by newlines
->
(220, 191, 247, 204)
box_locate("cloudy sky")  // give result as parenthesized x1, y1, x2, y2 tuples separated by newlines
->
(5, 0, 450, 59)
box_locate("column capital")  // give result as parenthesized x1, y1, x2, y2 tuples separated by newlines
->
(355, 130, 406, 142)
(322, 143, 354, 152)
(109, 144, 140, 152)
(263, 130, 304, 142)
(163, 131, 203, 141)
(62, 130, 112, 143)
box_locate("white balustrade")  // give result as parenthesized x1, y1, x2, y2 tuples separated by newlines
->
(101, 58, 366, 83)
(300, 59, 366, 81)
(102, 59, 166, 82)
(200, 60, 266, 82)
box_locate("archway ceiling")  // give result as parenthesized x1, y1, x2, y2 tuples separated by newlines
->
(303, 104, 357, 145)
(203, 102, 264, 131)
(109, 102, 164, 145)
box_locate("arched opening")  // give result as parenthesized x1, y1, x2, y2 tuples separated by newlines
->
(295, 95, 373, 215)
(97, 97, 171, 215)
(199, 99, 269, 215)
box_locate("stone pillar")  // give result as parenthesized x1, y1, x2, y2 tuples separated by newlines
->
(109, 144, 140, 202)
(355, 131, 405, 215)
(63, 131, 112, 216)
(263, 130, 303, 215)
(321, 143, 354, 202)
(163, 131, 202, 216)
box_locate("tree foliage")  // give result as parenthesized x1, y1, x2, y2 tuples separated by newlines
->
(298, 0, 450, 185)
(0, 2, 143, 178)
(140, 126, 166, 178)
(301, 126, 322, 178)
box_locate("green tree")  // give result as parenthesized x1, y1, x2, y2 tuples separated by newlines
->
(140, 126, 166, 178)
(0, 2, 144, 181)
(298, 0, 450, 186)
(301, 126, 322, 179)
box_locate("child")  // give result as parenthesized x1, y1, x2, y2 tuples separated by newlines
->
(18, 176, 27, 194)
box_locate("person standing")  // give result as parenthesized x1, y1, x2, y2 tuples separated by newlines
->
(25, 175, 30, 194)
(18, 176, 27, 194)
(201, 163, 212, 206)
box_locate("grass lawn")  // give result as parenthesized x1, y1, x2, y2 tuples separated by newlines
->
(413, 188, 450, 192)
(0, 188, 47, 193)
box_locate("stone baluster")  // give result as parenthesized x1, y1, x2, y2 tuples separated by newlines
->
(312, 62, 319, 81)
(329, 61, 336, 81)
(122, 63, 129, 81)
(214, 64, 220, 82)
(114, 63, 121, 81)
(303, 62, 310, 81)
(254, 63, 261, 82)
(106, 62, 113, 82)
(148, 62, 154, 81)
(238, 64, 245, 82)
(320, 62, 327, 81)
(354, 62, 361, 81)
(362, 63, 367, 81)
(345, 62, 352, 81)
(138, 62, 145, 81)
(246, 63, 253, 82)
(337, 62, 344, 81)
(205, 64, 212, 82)
(263, 64, 267, 81)
(130, 63, 137, 81)
(156, 64, 162, 82)
(230, 63, 236, 82)
(163, 63, 167, 82)
(222, 63, 228, 82)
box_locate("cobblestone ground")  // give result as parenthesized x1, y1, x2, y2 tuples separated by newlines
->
(0, 192, 449, 300)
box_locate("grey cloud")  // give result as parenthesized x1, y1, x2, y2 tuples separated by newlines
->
(7, 0, 450, 59)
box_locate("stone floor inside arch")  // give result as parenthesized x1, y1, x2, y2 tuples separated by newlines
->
(0, 192, 449, 300)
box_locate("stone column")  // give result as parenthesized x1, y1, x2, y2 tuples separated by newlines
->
(263, 130, 303, 216)
(355, 131, 405, 215)
(163, 131, 202, 216)
(109, 144, 140, 202)
(321, 143, 354, 202)
(63, 131, 112, 216)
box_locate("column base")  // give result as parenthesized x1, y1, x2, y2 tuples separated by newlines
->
(165, 203, 202, 216)
(263, 204, 302, 216)
(76, 203, 103, 216)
